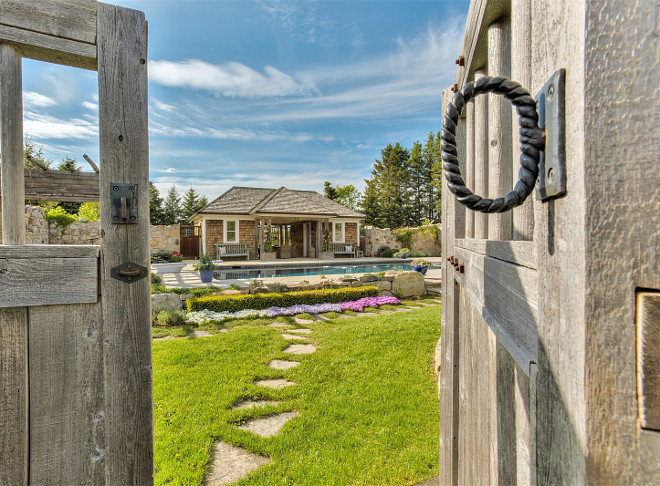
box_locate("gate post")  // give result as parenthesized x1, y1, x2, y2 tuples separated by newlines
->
(98, 3, 153, 483)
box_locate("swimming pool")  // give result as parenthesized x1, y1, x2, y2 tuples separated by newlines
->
(214, 263, 414, 280)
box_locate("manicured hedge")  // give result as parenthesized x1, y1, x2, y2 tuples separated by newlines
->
(186, 286, 380, 313)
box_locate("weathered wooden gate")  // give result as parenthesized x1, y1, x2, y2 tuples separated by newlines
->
(0, 1, 152, 484)
(181, 225, 201, 259)
(440, 1, 659, 484)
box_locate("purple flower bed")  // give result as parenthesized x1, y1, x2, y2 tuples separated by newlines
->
(341, 296, 401, 312)
(265, 296, 402, 317)
(266, 303, 343, 317)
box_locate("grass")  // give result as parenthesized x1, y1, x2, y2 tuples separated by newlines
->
(152, 306, 441, 485)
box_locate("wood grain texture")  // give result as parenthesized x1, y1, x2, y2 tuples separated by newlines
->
(0, 44, 24, 245)
(637, 293, 660, 431)
(511, 0, 534, 241)
(0, 169, 100, 202)
(583, 0, 660, 482)
(487, 19, 512, 241)
(0, 307, 28, 485)
(0, 0, 96, 44)
(455, 239, 536, 270)
(97, 3, 153, 483)
(465, 101, 475, 238)
(0, 256, 98, 308)
(0, 23, 97, 70)
(29, 303, 105, 485)
(0, 244, 99, 259)
(473, 70, 489, 239)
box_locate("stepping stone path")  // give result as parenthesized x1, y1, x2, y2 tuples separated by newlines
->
(204, 442, 270, 486)
(238, 411, 299, 438)
(233, 400, 279, 410)
(188, 329, 212, 338)
(283, 343, 316, 354)
(268, 322, 290, 328)
(287, 328, 313, 334)
(268, 359, 300, 370)
(313, 314, 329, 321)
(255, 378, 296, 389)
(153, 335, 175, 341)
(293, 317, 315, 325)
(281, 333, 306, 340)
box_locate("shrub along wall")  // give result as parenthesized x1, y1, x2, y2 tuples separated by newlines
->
(187, 286, 380, 312)
(364, 223, 441, 256)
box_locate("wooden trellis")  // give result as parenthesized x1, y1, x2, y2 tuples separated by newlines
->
(0, 1, 152, 484)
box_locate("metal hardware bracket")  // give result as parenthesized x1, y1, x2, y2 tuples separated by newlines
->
(535, 69, 566, 200)
(111, 261, 147, 283)
(110, 183, 138, 224)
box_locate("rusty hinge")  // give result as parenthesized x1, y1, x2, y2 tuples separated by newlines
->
(110, 183, 138, 224)
(111, 261, 147, 283)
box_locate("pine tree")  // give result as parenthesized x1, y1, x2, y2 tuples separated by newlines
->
(423, 130, 442, 222)
(374, 143, 410, 229)
(162, 185, 181, 225)
(180, 186, 208, 224)
(408, 141, 425, 225)
(149, 183, 165, 225)
(359, 177, 382, 227)
(323, 181, 338, 200)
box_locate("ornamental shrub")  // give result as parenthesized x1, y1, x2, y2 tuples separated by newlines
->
(187, 285, 379, 313)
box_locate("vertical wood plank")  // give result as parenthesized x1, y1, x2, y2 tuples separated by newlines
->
(316, 220, 322, 257)
(465, 101, 475, 238)
(487, 19, 512, 240)
(511, 0, 534, 241)
(97, 4, 153, 484)
(0, 43, 24, 245)
(0, 307, 28, 485)
(473, 69, 488, 239)
(29, 303, 105, 485)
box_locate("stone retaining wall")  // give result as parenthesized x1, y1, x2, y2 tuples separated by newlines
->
(363, 224, 441, 256)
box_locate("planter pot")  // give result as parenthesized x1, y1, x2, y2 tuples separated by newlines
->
(152, 262, 186, 274)
(260, 252, 277, 261)
(199, 269, 214, 283)
(412, 265, 429, 275)
(321, 251, 334, 260)
(401, 253, 408, 259)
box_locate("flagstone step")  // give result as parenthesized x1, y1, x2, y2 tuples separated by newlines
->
(287, 328, 313, 334)
(233, 400, 280, 410)
(188, 329, 212, 338)
(281, 333, 306, 340)
(254, 378, 296, 389)
(293, 317, 315, 325)
(203, 441, 270, 486)
(268, 359, 300, 370)
(268, 322, 290, 328)
(237, 411, 299, 438)
(283, 343, 317, 355)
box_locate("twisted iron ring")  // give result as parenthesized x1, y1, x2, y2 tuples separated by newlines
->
(442, 76, 545, 213)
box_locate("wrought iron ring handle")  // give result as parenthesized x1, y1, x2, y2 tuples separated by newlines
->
(442, 76, 545, 213)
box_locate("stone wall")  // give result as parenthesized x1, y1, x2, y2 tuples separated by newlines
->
(150, 224, 180, 253)
(363, 224, 441, 256)
(49, 219, 100, 245)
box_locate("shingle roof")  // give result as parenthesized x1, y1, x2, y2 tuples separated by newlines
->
(197, 186, 364, 218)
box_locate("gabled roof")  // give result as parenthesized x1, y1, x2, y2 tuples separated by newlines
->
(196, 186, 364, 219)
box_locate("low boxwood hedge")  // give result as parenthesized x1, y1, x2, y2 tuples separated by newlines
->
(186, 286, 380, 313)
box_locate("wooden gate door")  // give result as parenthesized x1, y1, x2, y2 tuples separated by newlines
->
(439, 1, 659, 485)
(0, 2, 153, 484)
(181, 225, 201, 258)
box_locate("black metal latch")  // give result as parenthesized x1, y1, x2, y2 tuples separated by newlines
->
(110, 183, 138, 224)
(111, 261, 147, 283)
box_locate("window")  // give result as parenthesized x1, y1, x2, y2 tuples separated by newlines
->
(333, 222, 344, 242)
(225, 220, 238, 242)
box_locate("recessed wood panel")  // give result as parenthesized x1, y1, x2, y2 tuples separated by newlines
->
(638, 292, 660, 431)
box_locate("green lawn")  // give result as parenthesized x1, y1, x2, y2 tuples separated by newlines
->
(153, 306, 441, 485)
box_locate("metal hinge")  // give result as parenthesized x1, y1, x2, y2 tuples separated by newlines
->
(110, 183, 138, 224)
(111, 261, 148, 283)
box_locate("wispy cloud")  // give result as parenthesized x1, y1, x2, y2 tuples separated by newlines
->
(81, 101, 98, 111)
(23, 91, 57, 108)
(24, 112, 98, 140)
(149, 59, 318, 98)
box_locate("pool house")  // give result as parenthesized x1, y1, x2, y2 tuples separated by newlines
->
(191, 186, 364, 261)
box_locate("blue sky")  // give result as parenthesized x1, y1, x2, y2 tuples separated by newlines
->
(21, 0, 469, 199)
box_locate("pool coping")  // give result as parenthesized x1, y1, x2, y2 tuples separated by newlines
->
(213, 257, 413, 270)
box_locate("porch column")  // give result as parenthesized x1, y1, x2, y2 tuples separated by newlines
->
(201, 219, 207, 255)
(259, 219, 264, 256)
(316, 220, 322, 258)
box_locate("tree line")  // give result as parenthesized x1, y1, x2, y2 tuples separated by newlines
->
(149, 184, 207, 226)
(324, 130, 442, 229)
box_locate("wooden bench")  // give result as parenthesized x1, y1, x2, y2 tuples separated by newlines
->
(216, 243, 250, 260)
(331, 242, 356, 257)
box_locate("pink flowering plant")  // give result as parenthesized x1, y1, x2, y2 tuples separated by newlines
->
(263, 296, 402, 317)
(341, 296, 401, 312)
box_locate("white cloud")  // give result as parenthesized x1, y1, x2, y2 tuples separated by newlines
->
(152, 98, 175, 113)
(149, 59, 317, 98)
(163, 168, 177, 173)
(24, 112, 98, 140)
(23, 91, 57, 108)
(82, 101, 98, 111)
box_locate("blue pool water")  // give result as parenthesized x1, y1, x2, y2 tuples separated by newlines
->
(214, 263, 414, 280)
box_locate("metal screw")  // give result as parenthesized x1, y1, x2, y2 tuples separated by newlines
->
(450, 83, 458, 93)
(547, 168, 555, 183)
(458, 264, 464, 273)
(455, 56, 465, 66)
(548, 84, 555, 100)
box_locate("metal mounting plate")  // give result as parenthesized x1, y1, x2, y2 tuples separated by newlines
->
(535, 69, 566, 200)
(110, 182, 138, 224)
(111, 261, 147, 283)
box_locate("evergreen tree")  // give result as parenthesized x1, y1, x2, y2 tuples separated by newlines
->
(180, 186, 208, 224)
(373, 142, 410, 229)
(423, 130, 442, 222)
(323, 181, 338, 200)
(23, 139, 52, 169)
(149, 182, 165, 225)
(408, 140, 425, 225)
(57, 156, 81, 172)
(162, 185, 181, 225)
(359, 177, 382, 227)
